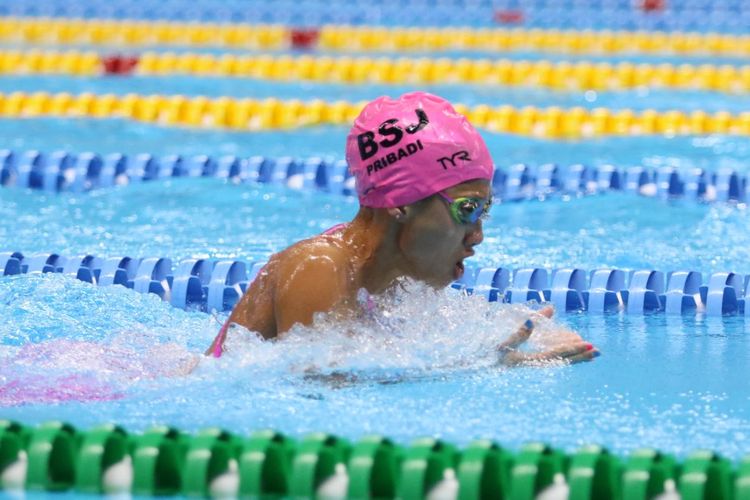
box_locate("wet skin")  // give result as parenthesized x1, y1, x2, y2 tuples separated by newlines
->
(207, 179, 599, 365)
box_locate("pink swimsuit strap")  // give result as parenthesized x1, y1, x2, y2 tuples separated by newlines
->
(358, 288, 377, 313)
(212, 319, 231, 358)
(322, 222, 348, 235)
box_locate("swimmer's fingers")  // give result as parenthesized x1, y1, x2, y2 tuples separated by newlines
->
(499, 305, 555, 351)
(537, 341, 597, 363)
(498, 350, 532, 367)
(537, 305, 555, 320)
(499, 305, 557, 350)
(538, 341, 600, 364)
(498, 318, 535, 351)
(500, 342, 599, 367)
(564, 347, 600, 364)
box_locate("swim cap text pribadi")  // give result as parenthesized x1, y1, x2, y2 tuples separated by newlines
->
(346, 91, 494, 208)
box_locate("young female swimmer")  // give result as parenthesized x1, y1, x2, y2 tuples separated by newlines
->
(207, 92, 599, 365)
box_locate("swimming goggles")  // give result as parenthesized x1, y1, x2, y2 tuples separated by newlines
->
(437, 191, 493, 225)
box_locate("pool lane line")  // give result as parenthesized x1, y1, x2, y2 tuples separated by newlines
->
(0, 420, 742, 498)
(0, 91, 749, 138)
(0, 148, 747, 203)
(1, 250, 748, 316)
(0, 150, 747, 208)
(1, 17, 750, 57)
(4, 49, 750, 94)
(0, 0, 742, 32)
(0, 17, 288, 50)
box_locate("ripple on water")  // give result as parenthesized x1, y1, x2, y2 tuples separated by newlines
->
(1, 274, 749, 458)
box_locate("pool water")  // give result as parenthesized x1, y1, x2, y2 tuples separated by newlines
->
(3, 174, 750, 273)
(2, 17, 750, 466)
(1, 271, 749, 459)
(2, 170, 750, 458)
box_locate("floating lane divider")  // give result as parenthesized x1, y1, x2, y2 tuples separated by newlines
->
(2, 17, 750, 56)
(135, 53, 750, 94)
(1, 92, 750, 138)
(0, 0, 747, 32)
(0, 18, 288, 49)
(2, 250, 750, 317)
(1, 149, 749, 207)
(0, 0, 748, 33)
(318, 25, 750, 57)
(1, 419, 747, 499)
(6, 49, 750, 94)
(0, 92, 365, 130)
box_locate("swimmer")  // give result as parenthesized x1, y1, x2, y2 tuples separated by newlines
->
(207, 92, 599, 365)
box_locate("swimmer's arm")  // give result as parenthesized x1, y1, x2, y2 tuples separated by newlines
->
(498, 306, 600, 366)
(273, 252, 349, 336)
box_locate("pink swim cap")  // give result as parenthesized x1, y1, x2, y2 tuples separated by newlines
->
(346, 91, 494, 208)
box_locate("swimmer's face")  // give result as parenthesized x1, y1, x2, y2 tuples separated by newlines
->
(396, 179, 490, 288)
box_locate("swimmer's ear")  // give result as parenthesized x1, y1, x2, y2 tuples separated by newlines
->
(386, 206, 408, 222)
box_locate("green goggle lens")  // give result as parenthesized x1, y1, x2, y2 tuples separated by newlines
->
(438, 192, 492, 225)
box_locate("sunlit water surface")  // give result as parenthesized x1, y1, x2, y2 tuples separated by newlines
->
(0, 88, 749, 460)
(3, 179, 750, 274)
(1, 274, 749, 459)
(1, 179, 750, 457)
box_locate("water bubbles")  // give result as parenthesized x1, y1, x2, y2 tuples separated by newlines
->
(0, 244, 749, 455)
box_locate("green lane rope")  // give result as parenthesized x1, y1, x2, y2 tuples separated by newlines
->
(1, 419, 749, 499)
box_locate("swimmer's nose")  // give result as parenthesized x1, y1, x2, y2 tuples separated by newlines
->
(464, 220, 484, 247)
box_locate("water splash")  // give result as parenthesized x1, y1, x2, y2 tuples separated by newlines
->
(216, 279, 550, 379)
(1, 273, 749, 459)
(0, 273, 208, 407)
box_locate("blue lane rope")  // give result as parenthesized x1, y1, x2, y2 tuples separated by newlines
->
(0, 149, 747, 205)
(1, 250, 748, 316)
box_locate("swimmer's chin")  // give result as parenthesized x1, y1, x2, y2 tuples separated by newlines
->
(453, 260, 465, 281)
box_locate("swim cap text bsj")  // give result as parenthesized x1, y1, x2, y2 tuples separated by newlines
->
(346, 91, 494, 208)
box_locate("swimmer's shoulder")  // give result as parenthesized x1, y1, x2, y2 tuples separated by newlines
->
(253, 233, 351, 291)
(277, 234, 352, 278)
(226, 234, 349, 339)
(268, 234, 356, 333)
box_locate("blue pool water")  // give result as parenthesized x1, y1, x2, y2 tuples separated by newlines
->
(2, 171, 750, 458)
(1, 37, 750, 464)
(1, 271, 749, 459)
(2, 177, 750, 273)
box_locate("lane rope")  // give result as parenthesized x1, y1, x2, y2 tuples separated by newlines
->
(0, 91, 748, 138)
(4, 49, 750, 94)
(1, 149, 747, 207)
(1, 17, 750, 56)
(1, 246, 748, 316)
(0, 420, 740, 498)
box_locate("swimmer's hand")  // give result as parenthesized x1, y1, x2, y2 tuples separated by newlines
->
(498, 306, 599, 366)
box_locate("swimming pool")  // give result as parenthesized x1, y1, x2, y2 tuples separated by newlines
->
(2, 5, 750, 499)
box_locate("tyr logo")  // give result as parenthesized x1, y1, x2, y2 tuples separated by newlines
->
(437, 150, 471, 170)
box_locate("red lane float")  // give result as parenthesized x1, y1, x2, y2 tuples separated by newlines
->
(290, 28, 319, 49)
(102, 55, 140, 75)
(493, 10, 525, 25)
(641, 0, 665, 12)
